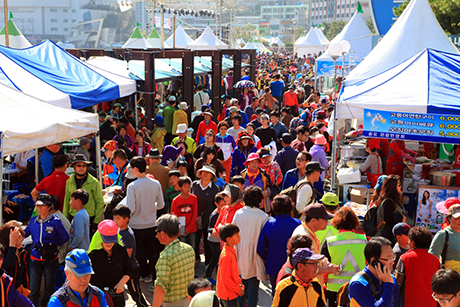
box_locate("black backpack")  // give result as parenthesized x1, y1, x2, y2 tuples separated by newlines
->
(337, 271, 380, 307)
(363, 201, 386, 237)
(279, 179, 315, 218)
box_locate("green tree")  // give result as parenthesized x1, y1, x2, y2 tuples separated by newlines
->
(394, 0, 460, 35)
(322, 20, 346, 40)
(366, 18, 376, 34)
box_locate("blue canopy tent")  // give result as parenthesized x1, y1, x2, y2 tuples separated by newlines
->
(0, 40, 136, 109)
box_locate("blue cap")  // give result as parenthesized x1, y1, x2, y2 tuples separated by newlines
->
(65, 249, 94, 278)
(374, 175, 388, 191)
(392, 222, 411, 237)
(153, 115, 165, 127)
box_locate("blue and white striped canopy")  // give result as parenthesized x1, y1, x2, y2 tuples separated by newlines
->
(0, 40, 136, 109)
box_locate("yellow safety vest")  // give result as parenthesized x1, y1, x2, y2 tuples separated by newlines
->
(326, 232, 367, 292)
(316, 222, 339, 250)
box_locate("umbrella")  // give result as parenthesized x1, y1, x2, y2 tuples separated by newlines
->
(234, 80, 256, 88)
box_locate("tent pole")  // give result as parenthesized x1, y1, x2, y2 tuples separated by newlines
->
(3, 0, 9, 47)
(93, 106, 103, 190)
(35, 149, 39, 185)
(160, 4, 165, 49)
(134, 93, 138, 129)
(0, 133, 4, 225)
(331, 110, 338, 192)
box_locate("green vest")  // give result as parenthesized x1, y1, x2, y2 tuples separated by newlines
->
(316, 222, 339, 250)
(326, 232, 367, 292)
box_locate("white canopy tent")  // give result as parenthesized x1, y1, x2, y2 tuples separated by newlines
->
(270, 37, 285, 47)
(316, 11, 373, 76)
(0, 83, 98, 222)
(146, 28, 171, 48)
(165, 25, 194, 48)
(0, 20, 32, 49)
(296, 27, 329, 57)
(315, 27, 329, 45)
(122, 27, 153, 50)
(187, 26, 228, 50)
(345, 0, 459, 85)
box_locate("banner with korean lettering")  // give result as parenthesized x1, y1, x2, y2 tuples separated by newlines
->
(362, 109, 460, 144)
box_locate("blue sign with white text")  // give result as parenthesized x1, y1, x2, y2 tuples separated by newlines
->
(363, 109, 460, 144)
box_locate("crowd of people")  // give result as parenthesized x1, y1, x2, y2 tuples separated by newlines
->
(1, 51, 460, 307)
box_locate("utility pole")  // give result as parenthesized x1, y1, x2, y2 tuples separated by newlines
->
(3, 0, 9, 47)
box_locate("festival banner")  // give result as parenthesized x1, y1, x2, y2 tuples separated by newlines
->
(363, 109, 460, 144)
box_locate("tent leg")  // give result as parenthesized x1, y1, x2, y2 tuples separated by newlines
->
(35, 149, 39, 185)
(93, 106, 103, 190)
(134, 93, 138, 129)
(331, 112, 338, 192)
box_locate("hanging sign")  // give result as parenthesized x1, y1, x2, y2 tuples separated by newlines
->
(362, 109, 460, 144)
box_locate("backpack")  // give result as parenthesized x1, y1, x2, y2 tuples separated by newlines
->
(280, 179, 315, 218)
(363, 200, 387, 237)
(337, 271, 380, 307)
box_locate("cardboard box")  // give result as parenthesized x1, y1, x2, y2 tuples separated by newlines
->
(350, 187, 368, 205)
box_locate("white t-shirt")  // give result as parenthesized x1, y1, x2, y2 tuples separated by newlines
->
(296, 183, 313, 221)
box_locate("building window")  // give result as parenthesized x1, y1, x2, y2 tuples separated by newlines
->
(351, 2, 355, 7)
(346, 3, 349, 7)
(63, 9, 68, 13)
(51, 27, 58, 31)
(346, 13, 349, 17)
(341, 13, 344, 17)
(337, 14, 340, 17)
(50, 9, 57, 13)
(64, 28, 68, 31)
(342, 4, 345, 8)
(72, 19, 76, 23)
(72, 9, 76, 13)
(63, 19, 68, 23)
(337, 4, 340, 8)
(51, 19, 58, 23)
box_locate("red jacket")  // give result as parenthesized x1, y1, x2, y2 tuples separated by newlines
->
(399, 249, 440, 307)
(283, 91, 298, 109)
(196, 120, 218, 144)
(216, 244, 242, 301)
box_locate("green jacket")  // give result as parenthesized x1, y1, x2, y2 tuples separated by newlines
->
(163, 105, 176, 134)
(63, 173, 104, 224)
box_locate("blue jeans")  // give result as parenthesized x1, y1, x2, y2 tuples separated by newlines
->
(180, 232, 196, 250)
(238, 277, 259, 307)
(29, 257, 60, 307)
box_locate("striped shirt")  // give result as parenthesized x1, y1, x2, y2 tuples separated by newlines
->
(164, 186, 181, 212)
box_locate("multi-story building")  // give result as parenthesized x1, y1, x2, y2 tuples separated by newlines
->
(309, 0, 370, 25)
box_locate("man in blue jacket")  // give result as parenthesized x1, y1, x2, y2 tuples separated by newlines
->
(349, 237, 401, 307)
(49, 249, 108, 307)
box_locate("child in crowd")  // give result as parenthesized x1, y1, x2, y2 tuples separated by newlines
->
(188, 278, 213, 300)
(171, 176, 198, 249)
(206, 193, 227, 284)
(212, 184, 244, 239)
(112, 204, 148, 307)
(177, 160, 189, 177)
(164, 170, 181, 214)
(231, 176, 245, 193)
(25, 194, 69, 307)
(392, 223, 411, 272)
(216, 224, 244, 307)
(68, 189, 90, 251)
(88, 220, 132, 307)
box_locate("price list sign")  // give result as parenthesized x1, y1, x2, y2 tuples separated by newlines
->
(362, 109, 460, 144)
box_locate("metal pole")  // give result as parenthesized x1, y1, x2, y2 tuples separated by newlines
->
(93, 106, 103, 190)
(342, 53, 345, 78)
(173, 14, 176, 49)
(35, 149, 39, 185)
(3, 0, 9, 47)
(331, 57, 338, 191)
(160, 4, 165, 49)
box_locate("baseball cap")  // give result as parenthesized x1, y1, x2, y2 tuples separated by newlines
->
(255, 108, 264, 115)
(305, 161, 324, 174)
(291, 247, 324, 267)
(321, 193, 339, 207)
(304, 203, 334, 220)
(448, 204, 460, 219)
(65, 249, 94, 278)
(374, 175, 388, 191)
(98, 220, 118, 244)
(392, 223, 411, 237)
(79, 137, 91, 146)
(36, 194, 52, 206)
(258, 148, 272, 159)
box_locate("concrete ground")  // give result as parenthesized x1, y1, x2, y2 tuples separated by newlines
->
(124, 259, 273, 307)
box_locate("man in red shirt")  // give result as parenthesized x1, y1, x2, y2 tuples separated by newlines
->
(31, 155, 69, 211)
(196, 110, 218, 144)
(283, 85, 299, 116)
(291, 126, 309, 152)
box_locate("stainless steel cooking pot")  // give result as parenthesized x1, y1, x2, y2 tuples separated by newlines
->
(430, 172, 456, 187)
(341, 144, 366, 157)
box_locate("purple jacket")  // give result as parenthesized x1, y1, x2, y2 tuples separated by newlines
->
(310, 144, 330, 180)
